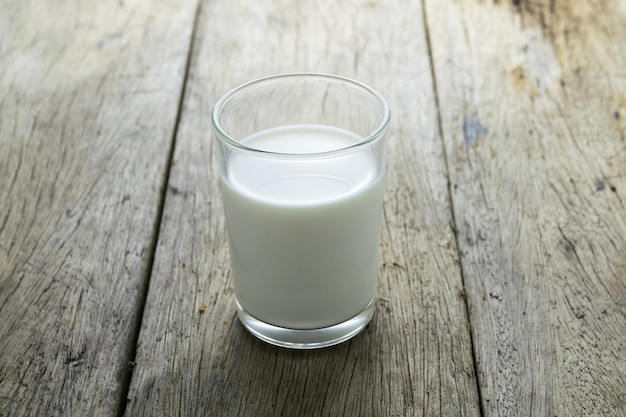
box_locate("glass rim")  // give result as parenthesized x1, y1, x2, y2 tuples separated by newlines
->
(211, 72, 391, 157)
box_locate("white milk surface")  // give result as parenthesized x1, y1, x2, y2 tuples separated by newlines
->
(221, 125, 384, 329)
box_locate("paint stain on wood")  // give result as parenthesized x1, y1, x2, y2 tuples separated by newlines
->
(463, 116, 488, 147)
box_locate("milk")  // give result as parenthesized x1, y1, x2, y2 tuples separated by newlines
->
(220, 124, 384, 329)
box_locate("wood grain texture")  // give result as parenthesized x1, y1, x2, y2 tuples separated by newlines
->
(423, 0, 626, 415)
(0, 1, 197, 416)
(125, 0, 480, 416)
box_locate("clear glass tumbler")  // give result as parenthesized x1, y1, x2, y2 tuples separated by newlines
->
(212, 73, 390, 349)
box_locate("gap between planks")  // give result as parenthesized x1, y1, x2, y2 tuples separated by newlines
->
(115, 2, 203, 417)
(419, 0, 486, 416)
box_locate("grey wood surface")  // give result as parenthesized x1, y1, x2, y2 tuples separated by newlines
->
(425, 0, 626, 415)
(0, 1, 197, 416)
(1, 0, 624, 416)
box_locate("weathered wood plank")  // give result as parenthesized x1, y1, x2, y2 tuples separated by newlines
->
(424, 0, 626, 415)
(125, 0, 480, 416)
(0, 1, 197, 416)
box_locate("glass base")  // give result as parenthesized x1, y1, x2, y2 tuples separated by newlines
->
(235, 298, 376, 349)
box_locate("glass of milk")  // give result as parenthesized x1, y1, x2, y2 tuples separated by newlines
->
(212, 73, 390, 349)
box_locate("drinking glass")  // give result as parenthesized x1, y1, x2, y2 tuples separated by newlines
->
(212, 73, 390, 349)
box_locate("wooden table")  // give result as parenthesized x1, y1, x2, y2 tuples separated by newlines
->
(1, 1, 625, 416)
